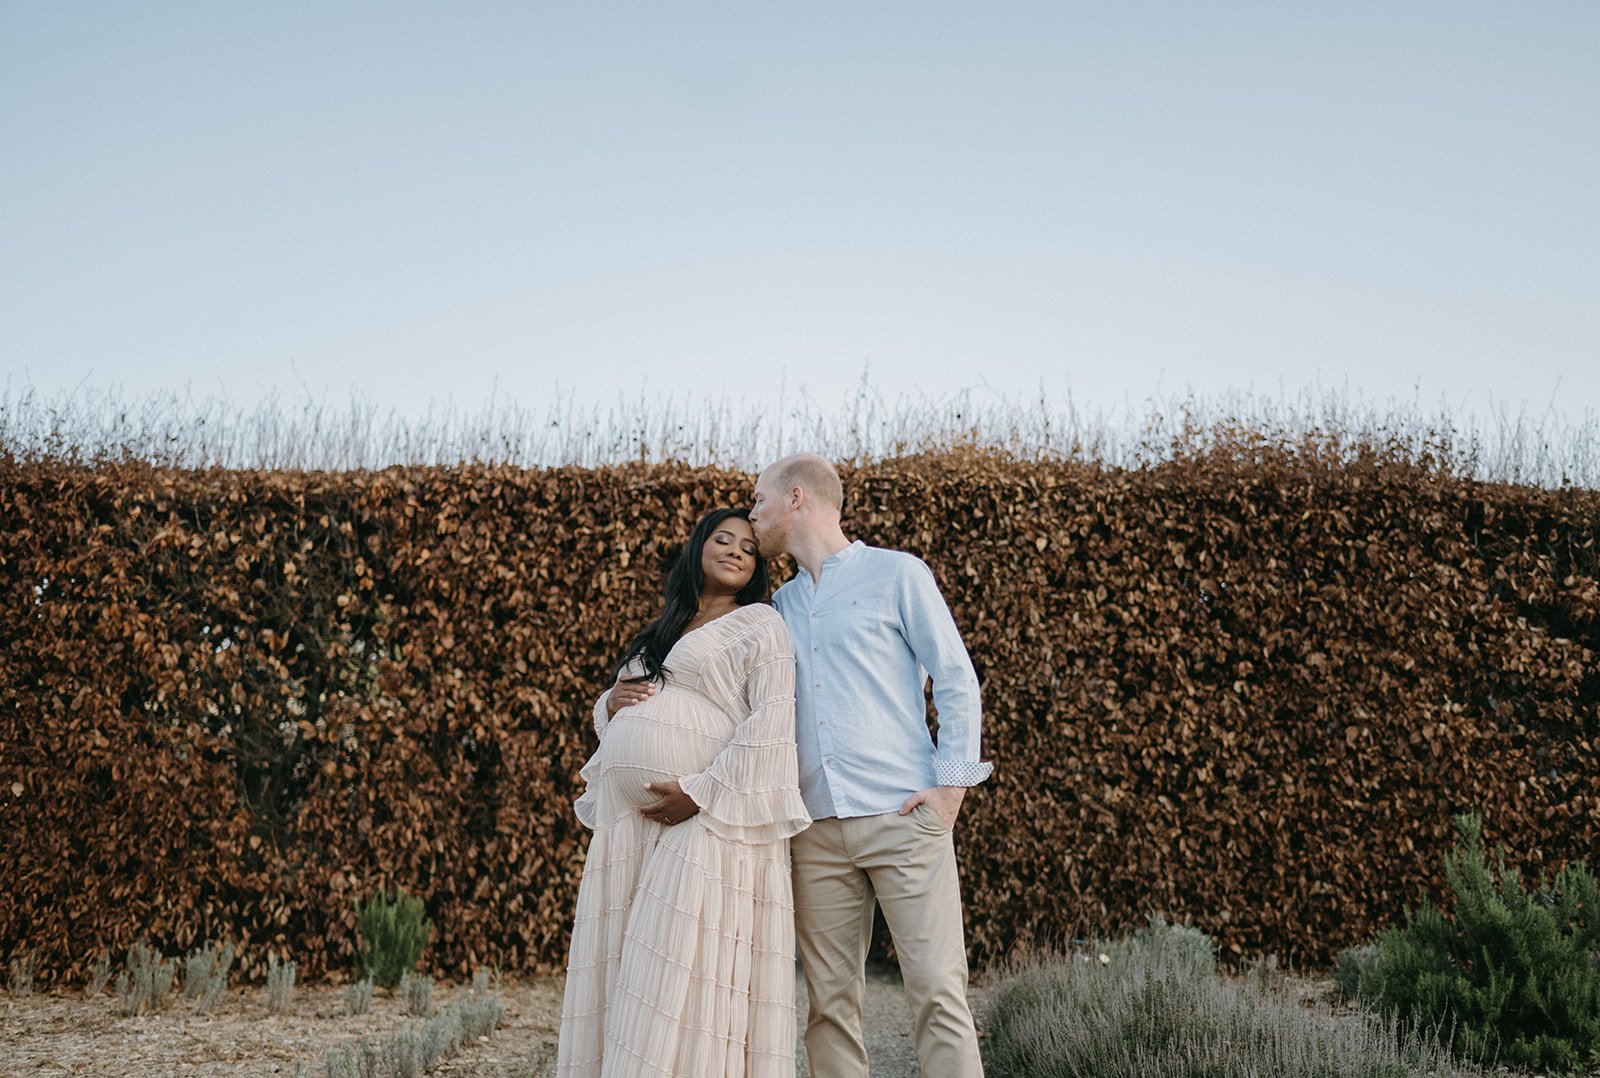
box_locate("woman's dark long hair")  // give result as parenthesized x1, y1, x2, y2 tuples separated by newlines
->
(612, 507, 770, 684)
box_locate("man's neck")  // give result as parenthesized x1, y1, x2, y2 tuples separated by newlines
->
(790, 529, 852, 584)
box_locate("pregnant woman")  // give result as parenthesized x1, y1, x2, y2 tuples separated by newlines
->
(556, 507, 809, 1078)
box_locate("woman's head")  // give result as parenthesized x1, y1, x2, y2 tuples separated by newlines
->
(614, 507, 771, 683)
(671, 507, 769, 607)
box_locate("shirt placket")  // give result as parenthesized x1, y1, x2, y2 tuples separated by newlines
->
(805, 566, 842, 810)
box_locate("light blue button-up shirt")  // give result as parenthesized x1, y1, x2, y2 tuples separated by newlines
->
(773, 541, 994, 820)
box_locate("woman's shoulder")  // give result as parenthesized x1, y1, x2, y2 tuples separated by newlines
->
(730, 603, 793, 649)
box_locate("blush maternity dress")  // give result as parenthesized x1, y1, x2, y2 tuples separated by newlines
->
(556, 603, 810, 1078)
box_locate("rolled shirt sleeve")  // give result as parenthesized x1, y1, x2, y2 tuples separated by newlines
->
(898, 557, 994, 788)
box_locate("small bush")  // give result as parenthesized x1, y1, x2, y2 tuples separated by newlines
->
(344, 975, 374, 1017)
(266, 954, 297, 1015)
(1334, 940, 1381, 1000)
(354, 888, 431, 991)
(114, 942, 176, 1016)
(981, 917, 1477, 1077)
(181, 941, 235, 1012)
(321, 968, 505, 1078)
(1353, 812, 1600, 1072)
(381, 1029, 423, 1078)
(85, 950, 112, 998)
(324, 1041, 380, 1078)
(460, 967, 507, 1040)
(7, 948, 36, 996)
(419, 1005, 463, 1068)
(400, 970, 432, 1017)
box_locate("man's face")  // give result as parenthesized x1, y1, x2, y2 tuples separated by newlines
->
(748, 468, 790, 550)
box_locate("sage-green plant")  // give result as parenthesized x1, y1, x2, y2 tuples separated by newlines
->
(354, 888, 431, 991)
(1333, 940, 1381, 1001)
(114, 941, 176, 1016)
(266, 954, 297, 1015)
(344, 975, 374, 1017)
(400, 970, 432, 1017)
(1352, 812, 1600, 1073)
(181, 940, 235, 1012)
(982, 917, 1477, 1077)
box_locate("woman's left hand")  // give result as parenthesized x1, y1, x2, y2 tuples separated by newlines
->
(640, 780, 701, 826)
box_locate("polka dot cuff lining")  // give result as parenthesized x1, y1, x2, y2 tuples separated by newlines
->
(935, 760, 995, 787)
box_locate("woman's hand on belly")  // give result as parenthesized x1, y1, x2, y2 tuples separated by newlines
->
(607, 677, 658, 717)
(639, 780, 701, 827)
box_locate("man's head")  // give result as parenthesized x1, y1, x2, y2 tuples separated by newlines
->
(749, 452, 843, 552)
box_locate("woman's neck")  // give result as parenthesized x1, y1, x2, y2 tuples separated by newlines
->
(693, 593, 739, 618)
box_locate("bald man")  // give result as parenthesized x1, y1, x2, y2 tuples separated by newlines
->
(750, 453, 991, 1077)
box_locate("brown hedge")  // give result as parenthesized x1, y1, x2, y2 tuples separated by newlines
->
(2, 449, 1597, 986)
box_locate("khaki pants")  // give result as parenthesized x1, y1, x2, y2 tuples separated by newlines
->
(792, 809, 984, 1077)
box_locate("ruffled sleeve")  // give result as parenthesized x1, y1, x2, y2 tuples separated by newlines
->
(678, 610, 811, 844)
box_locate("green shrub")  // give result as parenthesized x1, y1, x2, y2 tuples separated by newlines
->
(982, 917, 1475, 1077)
(1353, 812, 1600, 1072)
(354, 888, 431, 991)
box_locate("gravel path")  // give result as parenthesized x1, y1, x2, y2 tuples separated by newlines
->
(0, 965, 986, 1077)
(796, 962, 926, 1078)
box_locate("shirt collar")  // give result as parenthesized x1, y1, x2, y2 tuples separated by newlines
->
(825, 540, 864, 567)
(799, 540, 863, 585)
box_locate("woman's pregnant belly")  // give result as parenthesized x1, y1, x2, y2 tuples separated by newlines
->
(594, 691, 727, 809)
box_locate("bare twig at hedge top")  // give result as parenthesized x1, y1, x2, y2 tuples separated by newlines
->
(1, 376, 1595, 488)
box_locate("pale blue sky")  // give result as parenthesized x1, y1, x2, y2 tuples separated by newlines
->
(3, 2, 1597, 428)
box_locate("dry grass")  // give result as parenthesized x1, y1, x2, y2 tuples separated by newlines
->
(3, 376, 1595, 488)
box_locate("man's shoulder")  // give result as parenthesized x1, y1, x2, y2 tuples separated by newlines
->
(771, 578, 802, 613)
(854, 544, 931, 580)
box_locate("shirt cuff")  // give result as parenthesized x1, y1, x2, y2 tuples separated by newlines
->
(935, 759, 994, 787)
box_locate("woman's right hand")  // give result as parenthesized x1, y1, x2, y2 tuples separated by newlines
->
(606, 677, 658, 718)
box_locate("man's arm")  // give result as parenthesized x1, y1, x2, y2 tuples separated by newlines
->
(896, 556, 993, 825)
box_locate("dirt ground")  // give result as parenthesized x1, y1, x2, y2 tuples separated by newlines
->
(0, 966, 955, 1078)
